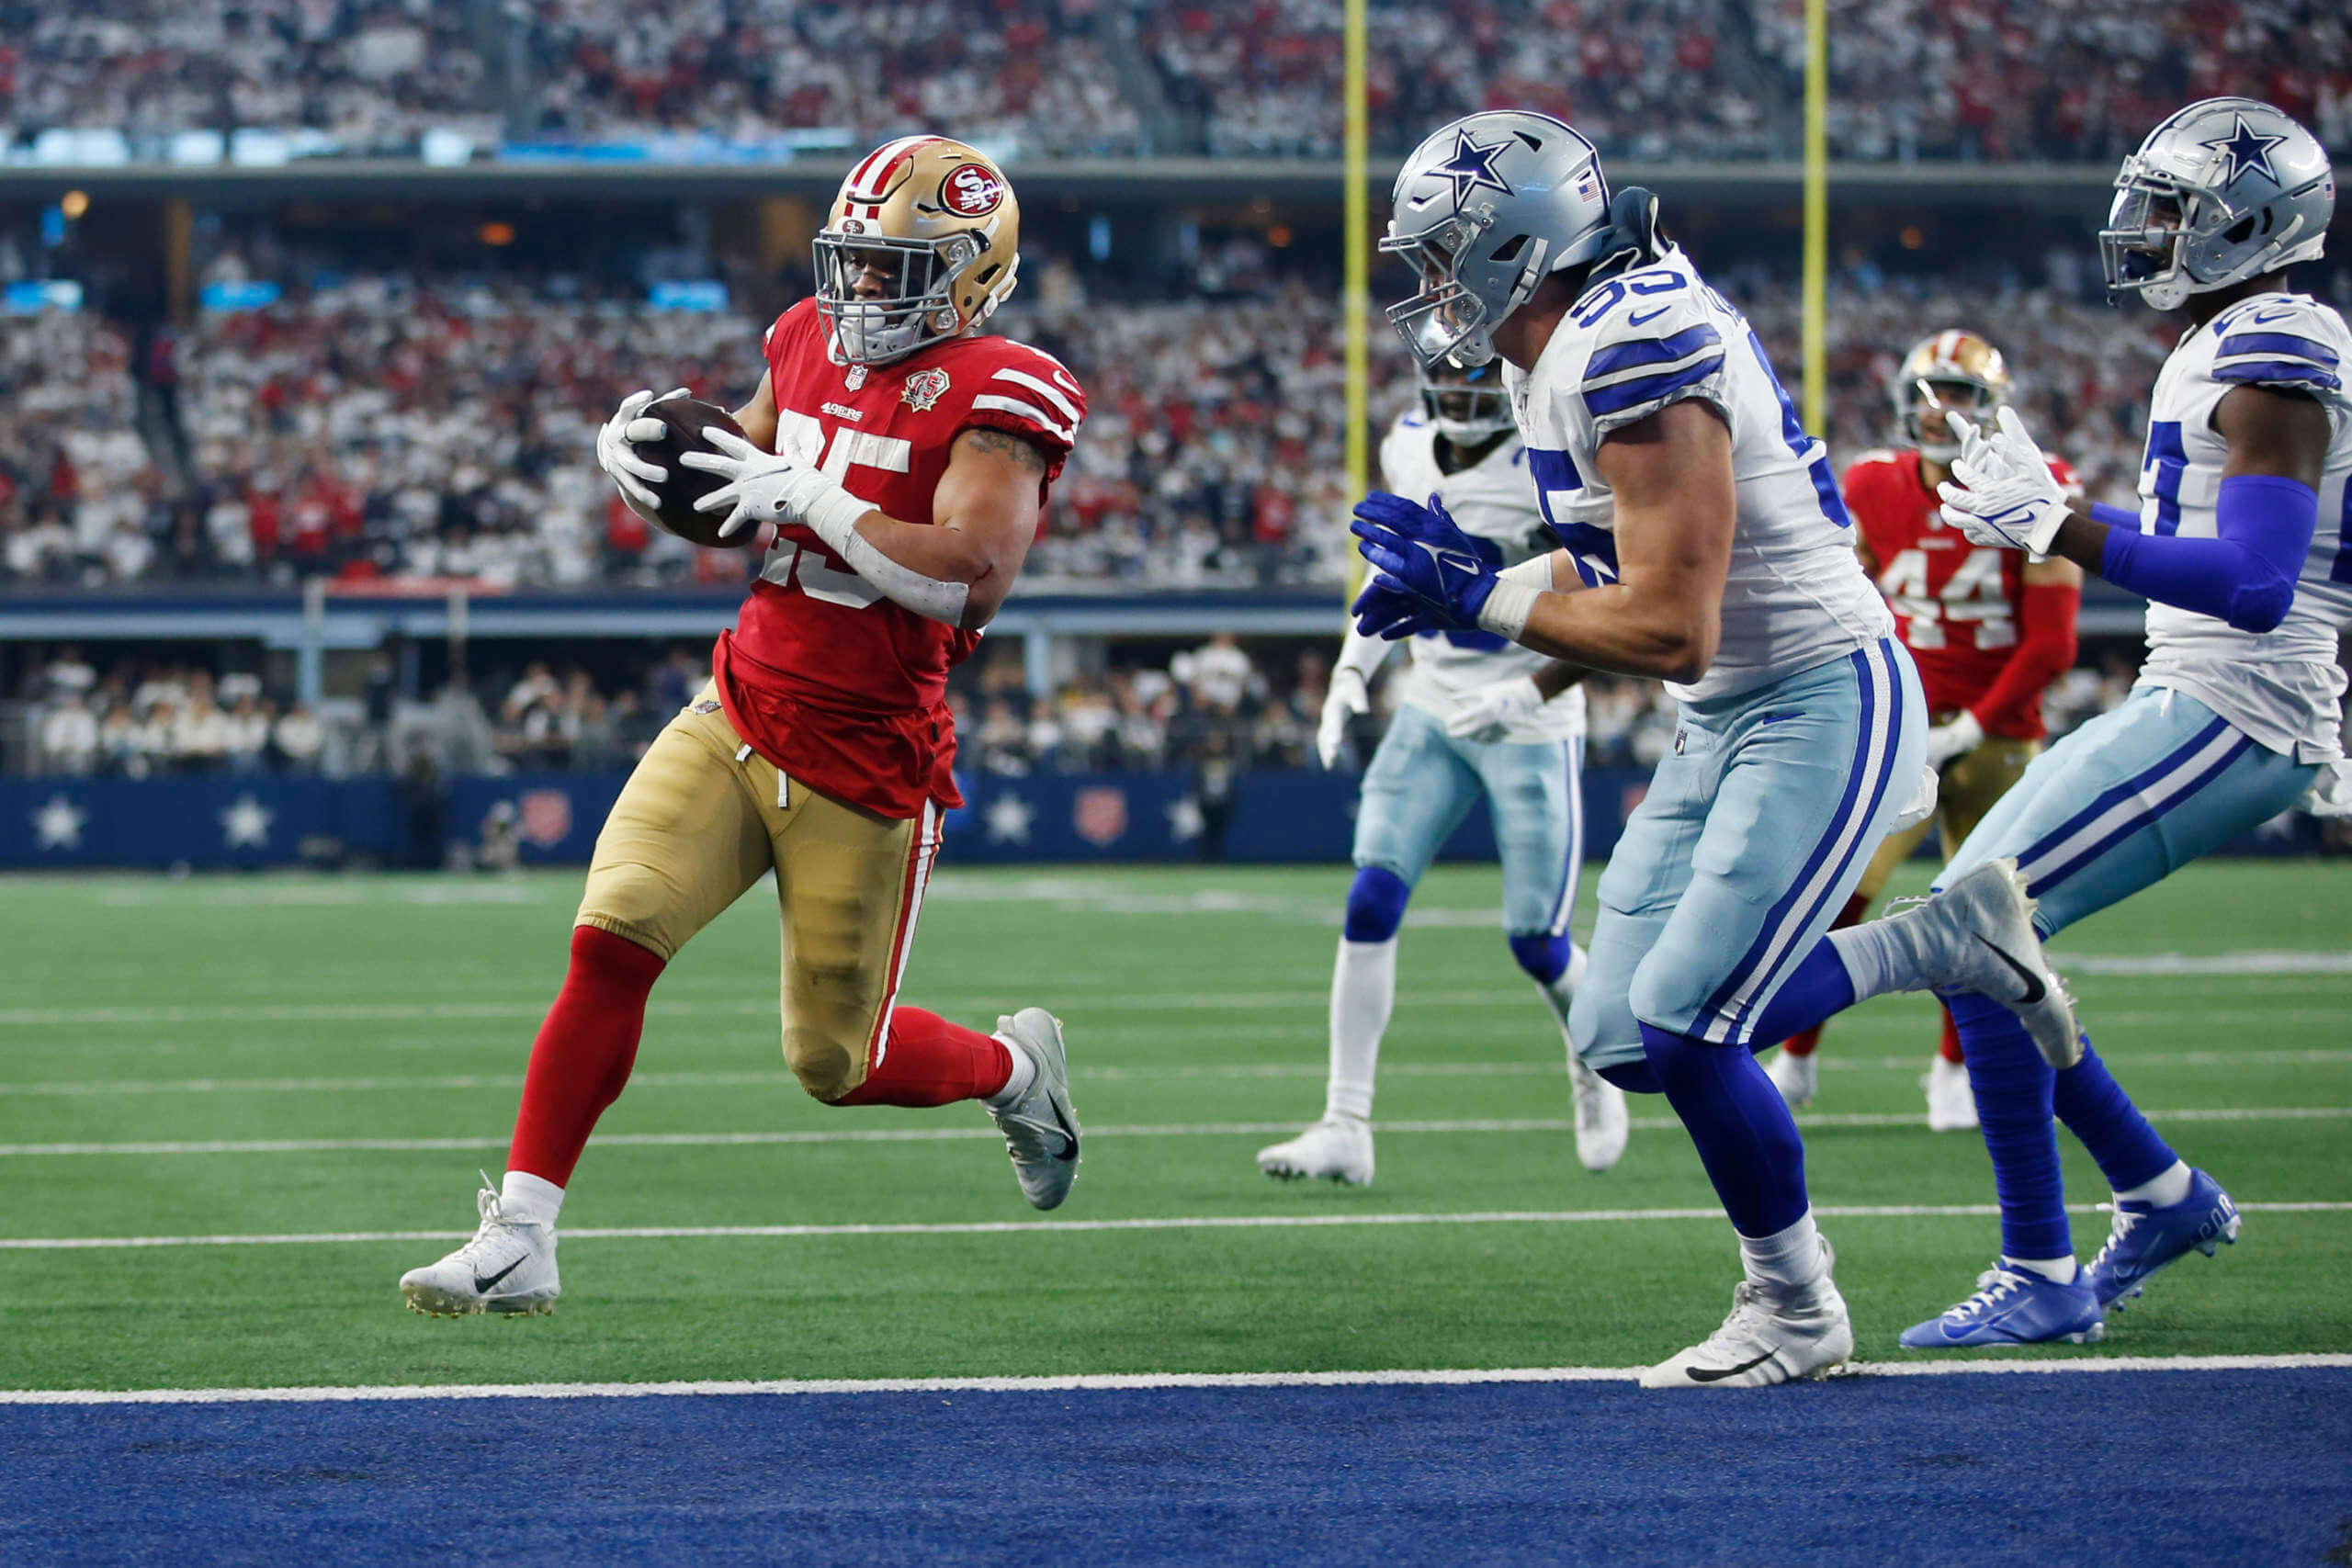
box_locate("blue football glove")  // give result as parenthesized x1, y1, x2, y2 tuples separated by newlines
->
(1351, 573, 1450, 640)
(1348, 491, 1497, 634)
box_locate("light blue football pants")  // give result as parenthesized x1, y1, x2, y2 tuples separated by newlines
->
(1354, 702, 1585, 938)
(1937, 683, 2317, 931)
(1574, 638, 1928, 1069)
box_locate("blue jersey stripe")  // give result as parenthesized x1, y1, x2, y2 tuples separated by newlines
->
(1582, 354, 1726, 418)
(2213, 359, 2343, 390)
(2215, 331, 2339, 367)
(1583, 323, 1724, 381)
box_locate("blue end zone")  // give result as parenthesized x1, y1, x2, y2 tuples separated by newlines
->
(3, 1371, 2347, 1565)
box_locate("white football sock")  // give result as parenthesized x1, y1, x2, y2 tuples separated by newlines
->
(1326, 937, 1396, 1122)
(499, 1169, 565, 1228)
(1827, 914, 1935, 1003)
(2002, 1254, 2080, 1284)
(1530, 943, 1589, 1050)
(2116, 1159, 2193, 1209)
(985, 1036, 1038, 1108)
(1738, 1210, 1828, 1298)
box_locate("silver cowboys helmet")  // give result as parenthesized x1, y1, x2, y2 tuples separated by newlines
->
(1418, 359, 1514, 442)
(2100, 97, 2334, 312)
(1382, 110, 1613, 368)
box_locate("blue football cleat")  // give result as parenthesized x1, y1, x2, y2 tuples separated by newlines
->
(2085, 1168, 2241, 1311)
(1897, 1265, 2105, 1348)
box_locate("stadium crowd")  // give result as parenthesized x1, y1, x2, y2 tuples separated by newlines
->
(0, 250, 2229, 595)
(5, 0, 2344, 164)
(17, 631, 2151, 783)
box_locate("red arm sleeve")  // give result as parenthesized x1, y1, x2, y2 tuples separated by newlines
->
(1968, 578, 2080, 732)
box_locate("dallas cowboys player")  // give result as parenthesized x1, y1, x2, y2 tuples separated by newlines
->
(1259, 361, 1630, 1187)
(1804, 98, 2349, 1348)
(1353, 110, 2067, 1387)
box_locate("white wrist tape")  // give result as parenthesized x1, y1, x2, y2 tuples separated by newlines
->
(1476, 575, 1544, 643)
(800, 491, 970, 626)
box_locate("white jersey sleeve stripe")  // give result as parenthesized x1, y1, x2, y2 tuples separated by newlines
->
(969, 394, 1076, 444)
(989, 367, 1083, 424)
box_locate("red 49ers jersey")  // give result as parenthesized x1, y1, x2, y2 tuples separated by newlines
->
(1844, 446, 2076, 740)
(711, 299, 1085, 818)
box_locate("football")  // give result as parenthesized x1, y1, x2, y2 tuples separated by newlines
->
(636, 397, 754, 547)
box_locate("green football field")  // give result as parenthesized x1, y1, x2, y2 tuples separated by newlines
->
(2, 859, 2346, 1393)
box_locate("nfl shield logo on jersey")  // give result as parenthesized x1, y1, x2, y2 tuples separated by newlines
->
(902, 367, 952, 412)
(1073, 786, 1128, 846)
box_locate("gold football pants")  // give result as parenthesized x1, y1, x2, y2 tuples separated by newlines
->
(1854, 731, 2039, 906)
(575, 686, 940, 1101)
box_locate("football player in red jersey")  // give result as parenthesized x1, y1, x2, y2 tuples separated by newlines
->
(400, 137, 1090, 1317)
(1768, 331, 2082, 1130)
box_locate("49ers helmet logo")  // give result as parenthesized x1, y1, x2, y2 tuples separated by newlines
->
(940, 163, 1005, 218)
(901, 367, 952, 412)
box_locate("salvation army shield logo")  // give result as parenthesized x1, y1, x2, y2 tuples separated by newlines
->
(1072, 786, 1128, 847)
(518, 789, 573, 847)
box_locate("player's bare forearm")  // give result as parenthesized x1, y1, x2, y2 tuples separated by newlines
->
(731, 372, 781, 453)
(842, 425, 1048, 628)
(1532, 660, 1589, 699)
(1518, 402, 1734, 682)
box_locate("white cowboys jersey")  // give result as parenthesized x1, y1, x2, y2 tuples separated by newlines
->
(1379, 412, 1586, 741)
(1504, 243, 1891, 704)
(2132, 290, 2352, 761)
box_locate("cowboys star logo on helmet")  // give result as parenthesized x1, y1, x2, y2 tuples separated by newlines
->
(2199, 113, 2290, 187)
(1434, 130, 1514, 212)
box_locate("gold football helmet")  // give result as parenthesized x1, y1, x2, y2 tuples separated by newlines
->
(815, 136, 1022, 366)
(1892, 330, 2011, 461)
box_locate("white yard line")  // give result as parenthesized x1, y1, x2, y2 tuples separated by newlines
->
(2, 1200, 2341, 1251)
(1, 1104, 2347, 1157)
(6, 1353, 2350, 1406)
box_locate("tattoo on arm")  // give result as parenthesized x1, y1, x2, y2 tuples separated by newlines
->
(959, 426, 1051, 477)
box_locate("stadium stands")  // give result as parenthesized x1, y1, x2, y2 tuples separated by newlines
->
(0, 259, 2188, 594)
(6, 0, 2343, 163)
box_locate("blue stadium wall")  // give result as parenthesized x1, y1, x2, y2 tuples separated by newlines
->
(1, 770, 1664, 869)
(1, 769, 2327, 871)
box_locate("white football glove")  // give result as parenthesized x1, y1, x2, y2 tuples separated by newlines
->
(681, 425, 870, 543)
(1936, 407, 2070, 555)
(1887, 763, 1940, 833)
(596, 387, 688, 521)
(1921, 709, 1984, 771)
(1445, 674, 1545, 741)
(1317, 667, 1370, 769)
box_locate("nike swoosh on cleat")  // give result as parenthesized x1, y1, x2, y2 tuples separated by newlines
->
(1049, 1103, 1080, 1163)
(1686, 1349, 1776, 1383)
(1972, 933, 2046, 1004)
(472, 1257, 526, 1294)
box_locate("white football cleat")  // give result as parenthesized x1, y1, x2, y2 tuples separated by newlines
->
(400, 1177, 559, 1317)
(1925, 1055, 1979, 1132)
(1639, 1239, 1854, 1390)
(1567, 1052, 1628, 1172)
(989, 1008, 1081, 1211)
(1766, 1048, 1818, 1108)
(1258, 1115, 1374, 1186)
(1884, 858, 2079, 1067)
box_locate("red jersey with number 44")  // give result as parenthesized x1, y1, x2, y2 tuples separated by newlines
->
(711, 298, 1085, 818)
(1845, 446, 2077, 740)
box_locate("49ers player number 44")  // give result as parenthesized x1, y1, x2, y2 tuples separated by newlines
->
(403, 135, 1088, 1319)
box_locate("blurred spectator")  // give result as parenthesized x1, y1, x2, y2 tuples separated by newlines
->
(39, 694, 100, 774)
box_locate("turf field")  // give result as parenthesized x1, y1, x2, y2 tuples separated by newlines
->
(3, 861, 2348, 1562)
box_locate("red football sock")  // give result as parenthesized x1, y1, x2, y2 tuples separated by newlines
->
(1777, 891, 1872, 1058)
(831, 1007, 1013, 1108)
(1937, 1005, 1965, 1065)
(506, 926, 667, 1187)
